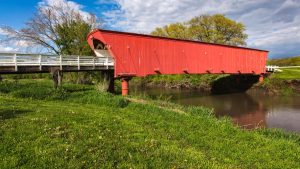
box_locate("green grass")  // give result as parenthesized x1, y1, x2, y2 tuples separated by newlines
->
(261, 56, 300, 94)
(270, 68, 300, 79)
(267, 56, 300, 79)
(1, 79, 300, 168)
(260, 68, 300, 95)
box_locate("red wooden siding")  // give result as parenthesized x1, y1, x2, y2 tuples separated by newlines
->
(87, 29, 268, 77)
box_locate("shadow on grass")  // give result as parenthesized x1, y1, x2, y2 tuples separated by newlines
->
(0, 108, 32, 120)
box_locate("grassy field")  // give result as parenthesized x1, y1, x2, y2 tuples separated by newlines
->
(1, 79, 300, 168)
(270, 68, 300, 79)
(257, 56, 300, 95)
(267, 56, 300, 80)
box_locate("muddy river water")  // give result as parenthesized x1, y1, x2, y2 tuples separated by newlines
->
(131, 87, 300, 133)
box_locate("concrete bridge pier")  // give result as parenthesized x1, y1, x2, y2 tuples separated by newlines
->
(259, 74, 264, 83)
(121, 77, 131, 96)
(51, 68, 63, 89)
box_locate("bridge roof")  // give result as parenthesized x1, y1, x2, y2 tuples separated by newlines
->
(88, 29, 269, 53)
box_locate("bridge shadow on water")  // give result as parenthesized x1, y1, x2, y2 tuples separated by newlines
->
(211, 75, 260, 95)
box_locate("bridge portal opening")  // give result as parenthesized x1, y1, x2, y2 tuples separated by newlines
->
(92, 39, 112, 58)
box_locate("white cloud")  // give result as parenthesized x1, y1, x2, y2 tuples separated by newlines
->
(0, 28, 10, 36)
(103, 0, 273, 33)
(102, 0, 300, 58)
(0, 40, 34, 53)
(0, 44, 17, 52)
(0, 28, 3, 35)
(39, 0, 86, 14)
(38, 0, 93, 24)
(14, 40, 34, 48)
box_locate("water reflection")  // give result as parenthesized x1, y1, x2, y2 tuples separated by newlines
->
(131, 86, 300, 133)
(267, 108, 300, 132)
(177, 93, 269, 129)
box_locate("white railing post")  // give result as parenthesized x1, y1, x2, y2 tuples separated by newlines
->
(77, 55, 80, 70)
(59, 55, 62, 70)
(14, 54, 18, 71)
(93, 57, 95, 69)
(105, 57, 109, 69)
(39, 55, 42, 70)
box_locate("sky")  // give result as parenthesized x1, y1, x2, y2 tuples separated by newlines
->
(0, 0, 300, 58)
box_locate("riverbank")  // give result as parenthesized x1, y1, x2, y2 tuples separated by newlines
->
(259, 56, 300, 95)
(255, 68, 300, 95)
(1, 79, 300, 168)
(132, 73, 300, 96)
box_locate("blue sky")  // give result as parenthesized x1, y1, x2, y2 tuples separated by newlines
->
(1, 0, 300, 58)
(0, 0, 114, 29)
(0, 0, 39, 29)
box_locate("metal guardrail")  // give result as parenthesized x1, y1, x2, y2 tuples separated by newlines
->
(0, 52, 114, 71)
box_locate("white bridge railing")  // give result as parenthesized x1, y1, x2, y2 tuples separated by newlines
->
(266, 65, 300, 72)
(266, 65, 280, 72)
(0, 52, 114, 71)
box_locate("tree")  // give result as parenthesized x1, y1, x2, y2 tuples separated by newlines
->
(151, 14, 247, 46)
(151, 23, 191, 40)
(55, 20, 94, 55)
(1, 0, 98, 55)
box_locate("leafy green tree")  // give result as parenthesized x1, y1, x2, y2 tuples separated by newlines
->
(151, 14, 247, 46)
(188, 14, 247, 46)
(55, 20, 94, 55)
(151, 23, 191, 40)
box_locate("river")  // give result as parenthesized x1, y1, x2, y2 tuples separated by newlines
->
(131, 86, 300, 133)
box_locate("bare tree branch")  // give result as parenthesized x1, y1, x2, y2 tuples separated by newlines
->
(1, 1, 98, 54)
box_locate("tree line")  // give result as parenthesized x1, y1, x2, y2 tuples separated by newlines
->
(151, 14, 247, 46)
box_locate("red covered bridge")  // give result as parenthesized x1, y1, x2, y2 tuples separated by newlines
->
(87, 29, 268, 95)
